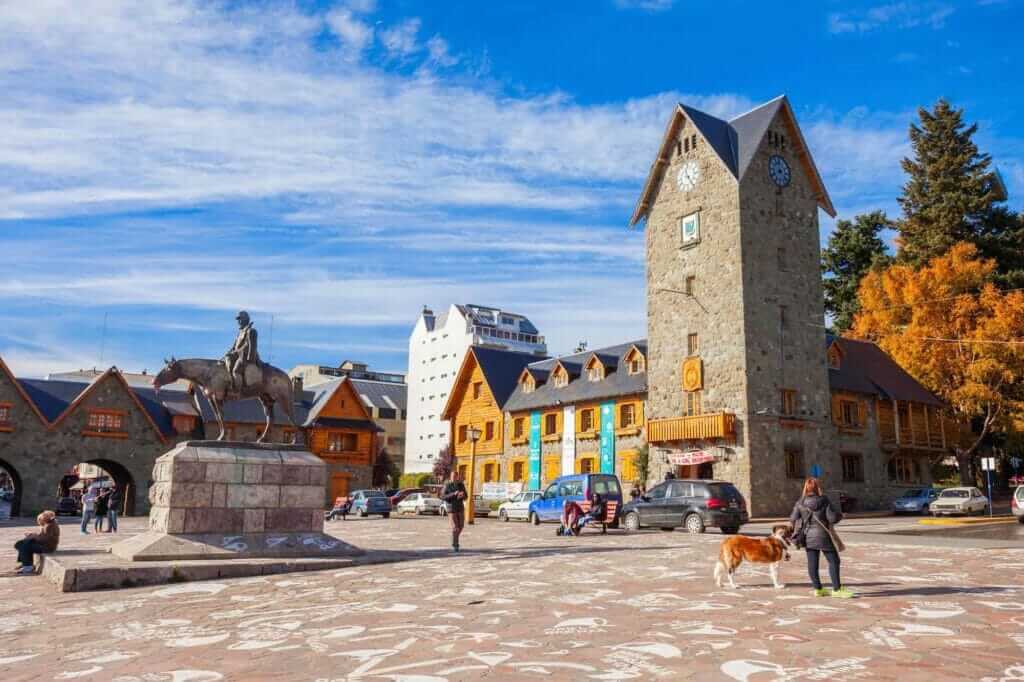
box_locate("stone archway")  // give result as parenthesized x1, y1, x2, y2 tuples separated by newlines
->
(0, 457, 23, 518)
(70, 459, 138, 516)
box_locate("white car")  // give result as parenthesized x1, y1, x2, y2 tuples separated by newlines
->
(497, 491, 543, 522)
(930, 487, 989, 516)
(396, 493, 443, 515)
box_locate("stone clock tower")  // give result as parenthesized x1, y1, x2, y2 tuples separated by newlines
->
(631, 96, 837, 515)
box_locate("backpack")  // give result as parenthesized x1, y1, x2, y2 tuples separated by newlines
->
(792, 504, 812, 549)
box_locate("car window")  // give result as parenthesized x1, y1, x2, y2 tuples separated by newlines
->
(706, 483, 740, 500)
(940, 490, 968, 498)
(592, 479, 609, 495)
(903, 488, 923, 498)
(544, 484, 559, 499)
(670, 482, 693, 497)
(563, 480, 584, 496)
(647, 483, 668, 500)
(596, 476, 621, 496)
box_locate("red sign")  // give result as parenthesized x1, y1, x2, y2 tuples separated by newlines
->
(668, 451, 716, 466)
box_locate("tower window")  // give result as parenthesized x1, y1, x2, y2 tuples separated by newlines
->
(777, 248, 787, 271)
(780, 305, 789, 329)
(683, 137, 689, 153)
(780, 389, 798, 417)
(785, 446, 804, 479)
(685, 275, 695, 296)
(691, 134, 697, 149)
(684, 390, 702, 417)
(687, 333, 699, 356)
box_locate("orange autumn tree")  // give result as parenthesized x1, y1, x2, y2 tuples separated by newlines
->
(852, 242, 1024, 483)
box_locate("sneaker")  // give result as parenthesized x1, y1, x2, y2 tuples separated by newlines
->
(453, 544, 460, 552)
(813, 588, 830, 597)
(16, 566, 34, 575)
(830, 587, 854, 599)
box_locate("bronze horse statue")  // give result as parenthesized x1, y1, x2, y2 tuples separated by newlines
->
(153, 357, 299, 443)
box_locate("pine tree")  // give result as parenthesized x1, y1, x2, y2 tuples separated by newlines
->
(897, 99, 1014, 271)
(822, 211, 893, 333)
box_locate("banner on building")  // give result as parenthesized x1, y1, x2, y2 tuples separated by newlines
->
(562, 405, 576, 475)
(600, 401, 616, 474)
(482, 482, 522, 500)
(528, 411, 542, 490)
(668, 450, 716, 466)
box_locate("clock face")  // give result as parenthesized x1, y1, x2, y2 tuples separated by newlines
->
(769, 155, 791, 187)
(676, 160, 700, 192)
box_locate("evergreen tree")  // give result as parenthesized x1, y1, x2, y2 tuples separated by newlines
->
(822, 211, 893, 333)
(897, 99, 1015, 274)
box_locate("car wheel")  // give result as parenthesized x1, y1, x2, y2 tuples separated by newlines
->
(382, 512, 390, 519)
(720, 526, 739, 534)
(1018, 516, 1024, 524)
(416, 506, 425, 515)
(499, 510, 509, 522)
(684, 513, 705, 534)
(623, 512, 640, 533)
(529, 512, 540, 526)
(358, 508, 366, 517)
(921, 504, 929, 515)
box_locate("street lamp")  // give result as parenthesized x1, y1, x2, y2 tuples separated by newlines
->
(465, 425, 482, 525)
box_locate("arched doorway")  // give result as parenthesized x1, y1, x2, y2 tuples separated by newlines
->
(0, 458, 23, 518)
(60, 459, 137, 516)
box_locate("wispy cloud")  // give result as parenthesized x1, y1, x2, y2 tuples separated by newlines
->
(828, 2, 954, 33)
(613, 0, 676, 10)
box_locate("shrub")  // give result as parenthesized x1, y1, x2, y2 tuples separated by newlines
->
(398, 472, 434, 489)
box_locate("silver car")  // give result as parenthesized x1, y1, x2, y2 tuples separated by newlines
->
(1012, 486, 1023, 523)
(497, 491, 543, 522)
(930, 487, 988, 516)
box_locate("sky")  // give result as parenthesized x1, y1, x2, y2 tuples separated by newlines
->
(1, 0, 1022, 378)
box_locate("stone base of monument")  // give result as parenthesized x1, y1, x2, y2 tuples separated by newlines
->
(111, 440, 364, 563)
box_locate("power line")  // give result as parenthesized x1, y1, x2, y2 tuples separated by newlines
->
(864, 285, 1024, 312)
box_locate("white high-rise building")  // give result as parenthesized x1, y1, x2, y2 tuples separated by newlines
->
(405, 304, 547, 473)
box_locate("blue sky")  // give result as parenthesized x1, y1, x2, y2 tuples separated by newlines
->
(1, 0, 1021, 378)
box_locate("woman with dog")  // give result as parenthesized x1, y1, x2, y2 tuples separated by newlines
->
(790, 478, 852, 598)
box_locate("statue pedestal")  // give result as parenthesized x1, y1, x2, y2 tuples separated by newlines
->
(112, 441, 362, 561)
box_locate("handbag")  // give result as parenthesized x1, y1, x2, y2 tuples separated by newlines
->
(811, 513, 846, 552)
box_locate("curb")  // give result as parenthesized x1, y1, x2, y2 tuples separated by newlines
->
(918, 516, 1016, 526)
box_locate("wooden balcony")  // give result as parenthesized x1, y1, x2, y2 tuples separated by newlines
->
(877, 399, 963, 451)
(647, 412, 735, 443)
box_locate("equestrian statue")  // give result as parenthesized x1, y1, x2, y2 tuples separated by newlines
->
(153, 311, 299, 444)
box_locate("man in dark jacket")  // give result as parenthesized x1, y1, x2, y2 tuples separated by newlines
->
(441, 470, 467, 552)
(790, 477, 852, 598)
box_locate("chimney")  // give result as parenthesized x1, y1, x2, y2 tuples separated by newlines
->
(292, 376, 304, 394)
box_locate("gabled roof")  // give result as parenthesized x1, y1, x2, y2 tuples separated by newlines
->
(630, 95, 836, 226)
(349, 377, 407, 412)
(442, 346, 544, 420)
(43, 367, 170, 443)
(194, 388, 314, 428)
(826, 335, 943, 407)
(301, 377, 370, 427)
(505, 340, 647, 413)
(0, 356, 52, 426)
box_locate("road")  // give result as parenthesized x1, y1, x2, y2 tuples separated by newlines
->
(2, 512, 1023, 680)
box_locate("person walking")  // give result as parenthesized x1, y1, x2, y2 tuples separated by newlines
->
(80, 488, 97, 534)
(790, 477, 852, 598)
(93, 488, 109, 533)
(441, 470, 467, 552)
(14, 511, 60, 575)
(106, 486, 120, 533)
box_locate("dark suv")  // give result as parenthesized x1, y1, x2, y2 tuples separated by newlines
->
(620, 479, 748, 534)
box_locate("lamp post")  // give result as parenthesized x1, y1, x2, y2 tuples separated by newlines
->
(465, 425, 482, 525)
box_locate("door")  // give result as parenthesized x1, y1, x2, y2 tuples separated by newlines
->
(329, 473, 351, 506)
(642, 483, 670, 525)
(539, 482, 560, 520)
(665, 481, 693, 524)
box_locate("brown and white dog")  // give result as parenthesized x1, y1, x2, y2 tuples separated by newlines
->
(714, 525, 793, 589)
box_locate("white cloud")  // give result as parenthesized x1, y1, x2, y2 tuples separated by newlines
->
(613, 0, 675, 11)
(828, 2, 954, 33)
(326, 9, 374, 55)
(426, 35, 458, 67)
(379, 18, 421, 58)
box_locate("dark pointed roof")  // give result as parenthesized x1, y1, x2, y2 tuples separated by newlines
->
(730, 97, 785, 181)
(826, 335, 943, 406)
(472, 346, 546, 409)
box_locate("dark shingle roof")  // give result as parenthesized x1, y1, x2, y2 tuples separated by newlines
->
(681, 103, 739, 177)
(729, 97, 785, 181)
(472, 346, 546, 409)
(195, 390, 314, 427)
(505, 340, 647, 412)
(350, 378, 407, 411)
(827, 335, 943, 406)
(17, 379, 82, 422)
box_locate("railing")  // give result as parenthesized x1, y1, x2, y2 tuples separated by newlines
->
(878, 400, 963, 451)
(647, 412, 735, 443)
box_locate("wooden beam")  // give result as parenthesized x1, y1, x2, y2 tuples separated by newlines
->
(892, 399, 901, 445)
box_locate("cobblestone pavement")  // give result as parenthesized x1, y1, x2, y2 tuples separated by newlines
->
(2, 514, 1024, 681)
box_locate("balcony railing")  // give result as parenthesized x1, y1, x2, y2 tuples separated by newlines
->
(877, 400, 964, 451)
(647, 412, 736, 443)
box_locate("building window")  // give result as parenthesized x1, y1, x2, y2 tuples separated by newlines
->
(684, 390, 702, 417)
(86, 411, 124, 433)
(553, 370, 568, 388)
(580, 409, 594, 433)
(780, 305, 789, 329)
(780, 389, 797, 417)
(522, 376, 535, 394)
(785, 446, 804, 479)
(0, 403, 10, 425)
(839, 400, 860, 428)
(588, 366, 602, 382)
(619, 403, 636, 428)
(580, 458, 595, 474)
(483, 462, 498, 482)
(777, 247, 787, 271)
(888, 456, 920, 484)
(458, 425, 468, 443)
(691, 134, 697, 149)
(687, 333, 699, 356)
(683, 137, 689, 153)
(685, 275, 695, 296)
(327, 432, 358, 453)
(282, 428, 296, 445)
(513, 417, 525, 440)
(485, 421, 495, 441)
(544, 413, 558, 435)
(472, 382, 482, 399)
(841, 453, 864, 483)
(512, 460, 525, 482)
(378, 408, 397, 420)
(627, 352, 645, 375)
(827, 345, 841, 370)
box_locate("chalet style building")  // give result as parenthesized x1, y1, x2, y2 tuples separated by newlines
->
(0, 359, 381, 516)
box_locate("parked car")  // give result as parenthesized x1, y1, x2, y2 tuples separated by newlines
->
(527, 474, 623, 526)
(471, 495, 495, 517)
(930, 487, 988, 516)
(396, 492, 443, 515)
(620, 479, 748, 534)
(350, 489, 392, 518)
(892, 487, 941, 515)
(55, 496, 81, 516)
(498, 491, 543, 522)
(389, 488, 425, 507)
(1011, 485, 1023, 524)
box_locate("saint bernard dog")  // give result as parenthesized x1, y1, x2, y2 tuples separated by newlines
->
(714, 524, 793, 589)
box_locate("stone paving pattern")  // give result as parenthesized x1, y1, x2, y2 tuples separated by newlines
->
(2, 515, 1024, 680)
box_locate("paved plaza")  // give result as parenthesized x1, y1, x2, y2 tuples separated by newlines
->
(2, 514, 1024, 681)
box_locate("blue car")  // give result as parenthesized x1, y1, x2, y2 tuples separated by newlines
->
(892, 487, 941, 515)
(351, 490, 392, 518)
(527, 473, 623, 526)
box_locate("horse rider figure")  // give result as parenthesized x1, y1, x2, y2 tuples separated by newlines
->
(224, 311, 261, 393)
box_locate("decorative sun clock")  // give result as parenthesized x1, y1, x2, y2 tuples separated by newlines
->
(677, 160, 700, 192)
(769, 154, 791, 187)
